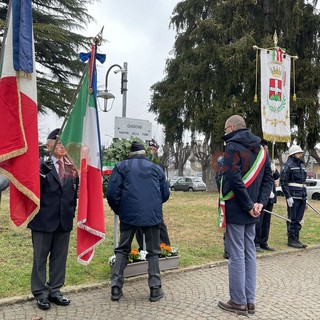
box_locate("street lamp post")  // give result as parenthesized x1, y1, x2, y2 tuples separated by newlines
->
(97, 62, 128, 249)
(98, 62, 128, 117)
(120, 62, 128, 117)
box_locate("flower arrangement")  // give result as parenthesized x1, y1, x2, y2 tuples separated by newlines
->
(108, 244, 179, 266)
(160, 243, 178, 257)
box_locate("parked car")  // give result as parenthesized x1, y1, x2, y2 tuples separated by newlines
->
(276, 179, 320, 200)
(169, 176, 183, 187)
(171, 176, 207, 192)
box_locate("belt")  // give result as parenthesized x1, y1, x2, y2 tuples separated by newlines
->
(288, 183, 306, 188)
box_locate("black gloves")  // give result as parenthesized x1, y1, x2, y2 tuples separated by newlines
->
(40, 158, 53, 175)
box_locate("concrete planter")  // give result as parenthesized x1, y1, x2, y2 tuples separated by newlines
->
(111, 255, 180, 278)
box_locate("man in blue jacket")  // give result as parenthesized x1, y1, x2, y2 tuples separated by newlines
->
(218, 115, 273, 316)
(107, 141, 170, 302)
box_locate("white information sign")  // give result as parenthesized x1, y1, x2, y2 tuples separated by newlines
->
(114, 117, 152, 140)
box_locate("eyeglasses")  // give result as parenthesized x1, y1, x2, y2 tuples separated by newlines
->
(224, 125, 233, 133)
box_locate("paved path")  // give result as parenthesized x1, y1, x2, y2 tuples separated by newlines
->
(1, 247, 320, 320)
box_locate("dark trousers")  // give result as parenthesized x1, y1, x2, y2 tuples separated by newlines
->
(255, 201, 273, 247)
(112, 223, 161, 289)
(286, 199, 306, 238)
(136, 220, 170, 250)
(31, 229, 70, 299)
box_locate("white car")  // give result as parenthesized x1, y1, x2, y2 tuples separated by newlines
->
(171, 176, 207, 192)
(276, 179, 320, 200)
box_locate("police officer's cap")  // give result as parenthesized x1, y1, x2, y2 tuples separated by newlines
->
(288, 145, 304, 156)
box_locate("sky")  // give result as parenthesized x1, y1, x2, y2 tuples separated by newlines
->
(38, 0, 180, 146)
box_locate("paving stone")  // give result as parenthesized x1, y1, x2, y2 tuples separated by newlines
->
(1, 247, 320, 319)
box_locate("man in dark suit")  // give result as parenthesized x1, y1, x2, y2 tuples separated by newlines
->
(28, 128, 78, 310)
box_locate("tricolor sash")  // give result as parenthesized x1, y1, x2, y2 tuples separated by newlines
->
(218, 146, 267, 228)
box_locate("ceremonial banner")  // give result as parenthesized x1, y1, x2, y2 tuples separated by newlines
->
(0, 0, 40, 226)
(60, 45, 106, 264)
(260, 48, 291, 142)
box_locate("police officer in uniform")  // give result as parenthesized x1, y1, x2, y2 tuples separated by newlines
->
(280, 145, 307, 249)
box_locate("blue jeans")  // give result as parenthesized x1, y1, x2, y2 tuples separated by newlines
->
(225, 223, 256, 305)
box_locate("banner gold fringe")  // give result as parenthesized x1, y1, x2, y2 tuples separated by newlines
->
(263, 133, 290, 143)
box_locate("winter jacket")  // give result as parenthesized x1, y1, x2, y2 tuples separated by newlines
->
(28, 157, 78, 232)
(221, 129, 273, 225)
(280, 156, 307, 200)
(106, 155, 170, 226)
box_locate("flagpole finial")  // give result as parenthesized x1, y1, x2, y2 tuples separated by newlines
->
(94, 26, 104, 46)
(273, 30, 278, 47)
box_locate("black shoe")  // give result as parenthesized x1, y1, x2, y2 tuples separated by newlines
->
(260, 244, 275, 251)
(255, 246, 264, 252)
(218, 300, 248, 315)
(247, 303, 255, 314)
(150, 287, 164, 302)
(296, 240, 308, 248)
(37, 298, 50, 310)
(49, 295, 70, 306)
(288, 241, 304, 248)
(111, 286, 123, 301)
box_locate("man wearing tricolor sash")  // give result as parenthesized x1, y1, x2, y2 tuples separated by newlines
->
(218, 115, 273, 316)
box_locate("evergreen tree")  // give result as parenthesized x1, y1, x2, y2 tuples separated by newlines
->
(0, 0, 95, 116)
(150, 0, 320, 158)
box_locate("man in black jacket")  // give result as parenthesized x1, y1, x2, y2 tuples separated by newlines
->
(28, 128, 78, 310)
(218, 115, 273, 316)
(255, 140, 280, 252)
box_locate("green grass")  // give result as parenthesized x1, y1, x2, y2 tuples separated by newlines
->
(1, 190, 320, 299)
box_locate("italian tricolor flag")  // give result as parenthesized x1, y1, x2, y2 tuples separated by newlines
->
(102, 161, 116, 175)
(61, 47, 105, 264)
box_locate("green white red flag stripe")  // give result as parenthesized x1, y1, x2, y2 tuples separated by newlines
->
(102, 161, 116, 175)
(61, 44, 105, 264)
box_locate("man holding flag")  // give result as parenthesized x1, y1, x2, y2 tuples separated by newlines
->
(28, 129, 79, 310)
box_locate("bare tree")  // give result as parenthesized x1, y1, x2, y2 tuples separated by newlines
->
(171, 142, 192, 176)
(191, 139, 212, 184)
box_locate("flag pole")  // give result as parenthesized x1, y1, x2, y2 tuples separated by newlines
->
(48, 27, 104, 159)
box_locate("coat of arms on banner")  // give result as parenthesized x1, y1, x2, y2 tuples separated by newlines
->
(267, 48, 286, 112)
